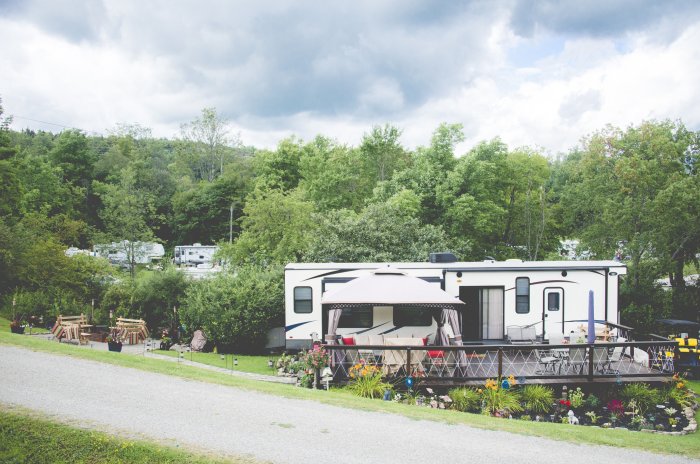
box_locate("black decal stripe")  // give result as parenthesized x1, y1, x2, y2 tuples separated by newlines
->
(505, 279, 576, 291)
(303, 269, 360, 281)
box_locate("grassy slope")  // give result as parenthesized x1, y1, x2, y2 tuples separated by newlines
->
(0, 406, 259, 464)
(1, 319, 699, 459)
(156, 350, 275, 375)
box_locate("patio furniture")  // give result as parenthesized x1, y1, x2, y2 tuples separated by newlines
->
(566, 346, 587, 374)
(593, 346, 610, 373)
(507, 326, 537, 345)
(547, 332, 565, 345)
(601, 345, 625, 374)
(112, 317, 149, 344)
(534, 348, 560, 374)
(51, 314, 92, 344)
(383, 337, 425, 376)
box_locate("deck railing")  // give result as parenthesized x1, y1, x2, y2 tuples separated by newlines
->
(324, 339, 677, 385)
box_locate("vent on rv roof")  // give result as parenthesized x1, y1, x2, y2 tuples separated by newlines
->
(429, 252, 458, 263)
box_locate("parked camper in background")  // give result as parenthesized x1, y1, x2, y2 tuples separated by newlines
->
(284, 257, 627, 351)
(174, 243, 219, 266)
(93, 241, 165, 266)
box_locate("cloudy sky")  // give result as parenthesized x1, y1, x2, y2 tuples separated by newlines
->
(2, 0, 700, 155)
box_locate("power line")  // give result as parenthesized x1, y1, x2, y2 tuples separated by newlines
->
(11, 114, 105, 136)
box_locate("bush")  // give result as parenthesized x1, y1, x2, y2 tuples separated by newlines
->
(179, 265, 283, 353)
(481, 387, 522, 416)
(346, 363, 392, 399)
(520, 385, 555, 414)
(448, 387, 481, 413)
(619, 383, 659, 414)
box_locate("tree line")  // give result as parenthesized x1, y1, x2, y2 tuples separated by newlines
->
(0, 97, 698, 349)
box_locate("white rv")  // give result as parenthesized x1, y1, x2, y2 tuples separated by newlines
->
(284, 258, 627, 350)
(93, 241, 165, 266)
(174, 244, 219, 266)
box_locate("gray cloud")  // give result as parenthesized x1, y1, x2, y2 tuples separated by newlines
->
(1, 1, 504, 120)
(510, 0, 700, 40)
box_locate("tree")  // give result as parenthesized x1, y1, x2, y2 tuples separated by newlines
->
(221, 189, 316, 265)
(179, 108, 237, 182)
(94, 165, 158, 278)
(171, 168, 249, 245)
(306, 201, 451, 262)
(359, 124, 408, 183)
(179, 266, 284, 353)
(49, 129, 95, 188)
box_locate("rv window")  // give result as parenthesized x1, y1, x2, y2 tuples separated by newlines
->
(393, 306, 433, 327)
(338, 306, 373, 328)
(547, 292, 560, 311)
(293, 287, 312, 314)
(515, 277, 530, 314)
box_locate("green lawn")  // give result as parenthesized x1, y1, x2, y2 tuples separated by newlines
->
(155, 349, 276, 376)
(0, 406, 259, 464)
(1, 316, 699, 459)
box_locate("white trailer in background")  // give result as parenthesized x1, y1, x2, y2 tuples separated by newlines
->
(93, 241, 165, 266)
(284, 258, 627, 351)
(174, 244, 219, 266)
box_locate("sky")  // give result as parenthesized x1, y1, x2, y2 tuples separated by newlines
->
(2, 0, 700, 155)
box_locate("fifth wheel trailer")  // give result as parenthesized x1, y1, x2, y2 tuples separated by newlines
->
(284, 259, 627, 351)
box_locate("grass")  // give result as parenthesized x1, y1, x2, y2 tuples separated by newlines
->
(0, 406, 260, 464)
(1, 317, 699, 458)
(0, 315, 50, 334)
(155, 350, 276, 376)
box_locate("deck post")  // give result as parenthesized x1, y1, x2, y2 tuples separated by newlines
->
(587, 344, 594, 381)
(497, 347, 503, 378)
(406, 347, 411, 377)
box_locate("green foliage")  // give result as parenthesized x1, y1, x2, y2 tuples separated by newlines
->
(0, 409, 231, 464)
(661, 385, 694, 409)
(481, 387, 522, 416)
(306, 202, 450, 262)
(520, 385, 555, 414)
(346, 364, 392, 399)
(448, 387, 481, 412)
(179, 266, 283, 352)
(619, 383, 659, 414)
(568, 387, 585, 409)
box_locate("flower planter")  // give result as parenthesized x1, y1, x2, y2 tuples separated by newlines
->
(107, 341, 123, 352)
(10, 325, 25, 334)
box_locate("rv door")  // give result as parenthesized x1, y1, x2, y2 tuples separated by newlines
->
(543, 288, 564, 339)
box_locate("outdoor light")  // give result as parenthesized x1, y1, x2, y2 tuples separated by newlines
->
(220, 354, 225, 361)
(234, 358, 238, 366)
(267, 359, 273, 368)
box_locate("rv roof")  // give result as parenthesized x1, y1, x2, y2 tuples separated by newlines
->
(285, 260, 626, 273)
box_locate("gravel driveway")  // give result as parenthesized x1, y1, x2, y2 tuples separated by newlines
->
(0, 345, 696, 464)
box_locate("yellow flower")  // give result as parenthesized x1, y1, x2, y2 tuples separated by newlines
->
(677, 382, 685, 389)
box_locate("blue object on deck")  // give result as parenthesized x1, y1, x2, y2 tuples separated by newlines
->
(405, 377, 414, 388)
(587, 290, 596, 344)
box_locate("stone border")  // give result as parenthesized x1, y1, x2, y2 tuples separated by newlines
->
(640, 396, 698, 436)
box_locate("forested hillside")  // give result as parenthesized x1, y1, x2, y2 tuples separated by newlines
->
(1, 97, 698, 350)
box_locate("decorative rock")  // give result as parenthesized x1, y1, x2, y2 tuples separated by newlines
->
(190, 330, 207, 351)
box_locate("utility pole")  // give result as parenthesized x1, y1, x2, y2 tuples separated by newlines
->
(229, 203, 233, 244)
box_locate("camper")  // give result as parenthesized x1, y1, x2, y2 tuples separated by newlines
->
(174, 244, 219, 266)
(284, 257, 627, 350)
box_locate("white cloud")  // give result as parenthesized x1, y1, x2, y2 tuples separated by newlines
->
(1, 1, 699, 155)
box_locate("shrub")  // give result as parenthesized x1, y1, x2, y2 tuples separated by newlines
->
(520, 385, 555, 414)
(179, 265, 283, 353)
(619, 383, 659, 414)
(481, 387, 522, 416)
(568, 387, 585, 409)
(584, 393, 600, 409)
(346, 363, 392, 399)
(448, 387, 481, 413)
(662, 385, 694, 408)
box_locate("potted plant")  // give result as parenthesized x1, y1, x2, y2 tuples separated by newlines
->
(9, 319, 25, 334)
(106, 334, 123, 352)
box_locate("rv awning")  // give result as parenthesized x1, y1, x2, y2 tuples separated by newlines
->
(321, 267, 464, 306)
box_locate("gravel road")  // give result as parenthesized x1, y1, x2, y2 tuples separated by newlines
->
(0, 345, 696, 464)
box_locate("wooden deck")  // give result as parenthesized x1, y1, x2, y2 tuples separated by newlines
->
(325, 340, 676, 387)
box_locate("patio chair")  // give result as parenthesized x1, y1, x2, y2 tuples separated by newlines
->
(534, 349, 560, 374)
(593, 346, 610, 373)
(601, 345, 624, 374)
(566, 346, 587, 375)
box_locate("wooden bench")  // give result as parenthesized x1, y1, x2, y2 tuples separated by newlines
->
(111, 317, 149, 344)
(51, 314, 92, 345)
